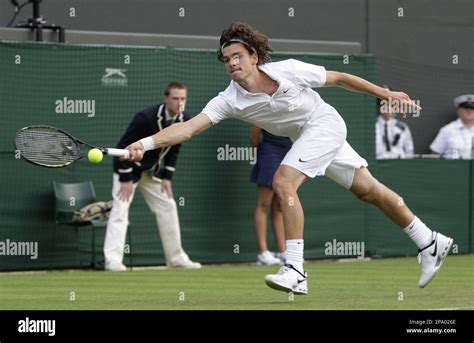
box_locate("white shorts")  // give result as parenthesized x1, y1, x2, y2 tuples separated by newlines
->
(281, 111, 368, 189)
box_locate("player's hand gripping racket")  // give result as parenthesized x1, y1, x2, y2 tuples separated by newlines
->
(15, 125, 129, 168)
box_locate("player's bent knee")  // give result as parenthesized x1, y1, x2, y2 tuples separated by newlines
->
(352, 181, 380, 203)
(350, 168, 381, 203)
(272, 180, 297, 205)
(355, 188, 375, 203)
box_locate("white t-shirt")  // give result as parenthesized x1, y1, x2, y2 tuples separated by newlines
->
(202, 59, 335, 140)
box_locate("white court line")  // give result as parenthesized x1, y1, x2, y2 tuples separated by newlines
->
(338, 257, 372, 263)
(1, 270, 48, 275)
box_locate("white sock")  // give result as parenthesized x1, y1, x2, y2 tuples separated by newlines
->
(403, 216, 433, 249)
(285, 239, 304, 272)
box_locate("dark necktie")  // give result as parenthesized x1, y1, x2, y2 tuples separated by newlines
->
(384, 123, 391, 152)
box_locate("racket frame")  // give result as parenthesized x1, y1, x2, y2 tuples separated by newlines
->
(15, 125, 129, 168)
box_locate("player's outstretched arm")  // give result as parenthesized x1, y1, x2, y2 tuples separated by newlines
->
(125, 113, 212, 161)
(324, 71, 421, 116)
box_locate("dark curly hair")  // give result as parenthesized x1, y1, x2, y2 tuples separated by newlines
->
(217, 22, 273, 65)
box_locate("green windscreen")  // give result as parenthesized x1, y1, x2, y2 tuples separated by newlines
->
(0, 41, 471, 271)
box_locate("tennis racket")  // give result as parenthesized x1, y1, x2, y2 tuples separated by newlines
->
(15, 125, 129, 168)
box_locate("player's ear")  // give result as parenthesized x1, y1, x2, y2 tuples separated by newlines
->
(251, 51, 258, 65)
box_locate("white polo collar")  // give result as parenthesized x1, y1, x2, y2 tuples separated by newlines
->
(232, 65, 281, 96)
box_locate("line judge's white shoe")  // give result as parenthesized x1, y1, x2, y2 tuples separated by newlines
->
(168, 256, 202, 269)
(264, 264, 308, 295)
(105, 262, 127, 272)
(418, 231, 453, 288)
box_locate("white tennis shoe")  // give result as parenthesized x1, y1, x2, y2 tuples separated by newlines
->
(264, 264, 308, 294)
(257, 251, 282, 266)
(418, 231, 453, 288)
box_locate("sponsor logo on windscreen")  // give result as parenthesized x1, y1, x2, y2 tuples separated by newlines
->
(18, 317, 55, 337)
(55, 97, 95, 117)
(101, 68, 128, 86)
(324, 239, 365, 258)
(217, 144, 257, 165)
(0, 239, 38, 259)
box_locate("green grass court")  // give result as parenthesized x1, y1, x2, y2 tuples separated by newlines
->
(1, 255, 472, 310)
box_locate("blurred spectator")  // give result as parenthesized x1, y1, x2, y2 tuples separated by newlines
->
(250, 125, 292, 265)
(430, 94, 474, 159)
(375, 86, 414, 159)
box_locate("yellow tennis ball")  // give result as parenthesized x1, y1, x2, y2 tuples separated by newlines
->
(88, 148, 103, 163)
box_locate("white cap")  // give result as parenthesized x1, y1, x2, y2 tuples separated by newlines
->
(454, 94, 474, 108)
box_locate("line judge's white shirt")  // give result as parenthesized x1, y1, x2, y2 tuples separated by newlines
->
(430, 118, 474, 159)
(201, 59, 338, 141)
(375, 116, 414, 159)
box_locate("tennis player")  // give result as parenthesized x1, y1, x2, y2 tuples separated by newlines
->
(124, 22, 453, 294)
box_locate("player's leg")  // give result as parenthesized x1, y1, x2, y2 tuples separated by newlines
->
(270, 194, 286, 263)
(264, 113, 347, 294)
(103, 173, 137, 272)
(272, 165, 308, 240)
(264, 165, 309, 294)
(349, 167, 453, 287)
(326, 140, 452, 288)
(138, 172, 201, 269)
(350, 167, 414, 226)
(254, 185, 281, 265)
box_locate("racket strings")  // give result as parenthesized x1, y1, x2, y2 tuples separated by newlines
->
(16, 128, 81, 167)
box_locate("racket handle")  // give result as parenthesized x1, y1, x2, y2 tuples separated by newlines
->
(104, 148, 130, 158)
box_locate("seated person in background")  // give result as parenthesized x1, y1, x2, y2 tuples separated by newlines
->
(430, 94, 474, 159)
(375, 86, 414, 159)
(250, 125, 292, 265)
